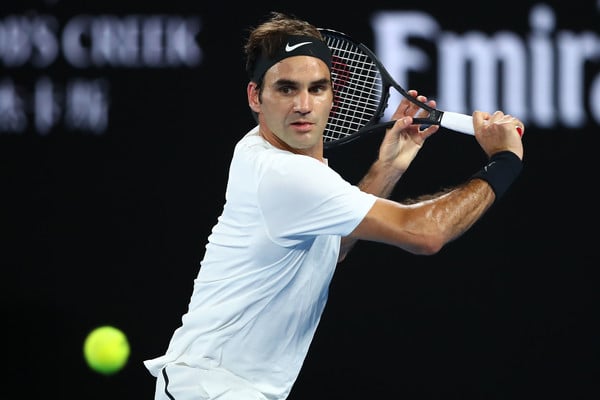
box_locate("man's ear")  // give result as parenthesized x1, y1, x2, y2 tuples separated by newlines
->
(247, 82, 260, 113)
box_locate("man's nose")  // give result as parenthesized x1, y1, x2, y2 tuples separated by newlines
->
(293, 91, 312, 113)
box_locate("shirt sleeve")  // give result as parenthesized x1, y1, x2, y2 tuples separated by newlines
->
(256, 153, 377, 247)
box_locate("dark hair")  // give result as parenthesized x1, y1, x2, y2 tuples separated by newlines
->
(244, 11, 324, 85)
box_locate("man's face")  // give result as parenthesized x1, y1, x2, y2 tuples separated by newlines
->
(257, 56, 333, 151)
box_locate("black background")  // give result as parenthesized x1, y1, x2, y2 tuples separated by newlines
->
(2, 1, 598, 399)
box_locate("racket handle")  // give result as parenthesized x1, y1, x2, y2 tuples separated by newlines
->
(439, 111, 475, 135)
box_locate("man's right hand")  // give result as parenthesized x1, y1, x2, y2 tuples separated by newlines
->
(472, 110, 524, 160)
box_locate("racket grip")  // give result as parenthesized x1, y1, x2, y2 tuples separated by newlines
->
(439, 112, 475, 135)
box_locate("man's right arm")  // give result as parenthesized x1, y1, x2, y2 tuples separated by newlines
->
(339, 109, 524, 259)
(348, 178, 495, 255)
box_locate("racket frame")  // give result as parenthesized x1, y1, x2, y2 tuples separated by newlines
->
(319, 28, 446, 148)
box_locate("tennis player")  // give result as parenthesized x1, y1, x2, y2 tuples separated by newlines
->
(144, 11, 524, 400)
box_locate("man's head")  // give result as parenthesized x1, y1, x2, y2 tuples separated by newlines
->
(244, 12, 334, 154)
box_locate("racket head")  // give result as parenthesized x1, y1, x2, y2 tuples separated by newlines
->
(318, 28, 391, 149)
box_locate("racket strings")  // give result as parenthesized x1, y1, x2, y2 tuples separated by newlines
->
(323, 36, 384, 143)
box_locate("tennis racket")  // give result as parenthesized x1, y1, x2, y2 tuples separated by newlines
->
(319, 28, 476, 149)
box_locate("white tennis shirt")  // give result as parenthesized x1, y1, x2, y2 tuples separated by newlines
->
(144, 126, 377, 399)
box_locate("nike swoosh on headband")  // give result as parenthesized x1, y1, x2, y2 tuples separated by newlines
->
(285, 42, 312, 52)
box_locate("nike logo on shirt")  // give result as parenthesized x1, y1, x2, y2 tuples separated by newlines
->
(285, 42, 312, 52)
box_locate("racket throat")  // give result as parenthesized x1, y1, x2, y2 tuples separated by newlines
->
(413, 109, 442, 126)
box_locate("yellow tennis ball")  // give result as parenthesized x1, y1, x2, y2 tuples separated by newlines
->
(83, 325, 130, 375)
